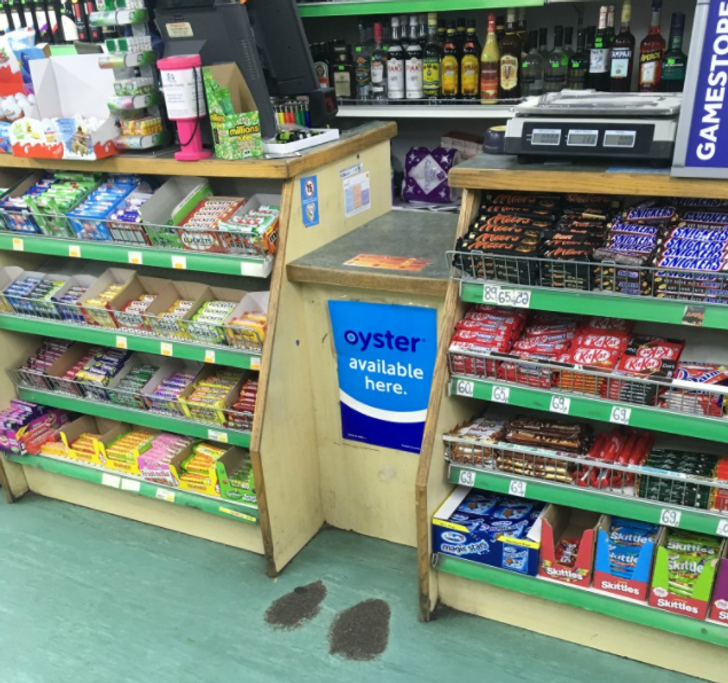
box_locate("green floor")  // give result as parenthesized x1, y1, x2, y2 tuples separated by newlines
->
(0, 494, 703, 683)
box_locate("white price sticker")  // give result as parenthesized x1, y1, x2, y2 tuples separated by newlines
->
(458, 470, 475, 487)
(101, 473, 121, 488)
(610, 406, 631, 425)
(160, 342, 173, 357)
(172, 255, 187, 270)
(716, 519, 728, 538)
(69, 245, 81, 258)
(550, 395, 571, 415)
(250, 356, 261, 371)
(121, 479, 141, 493)
(491, 385, 510, 404)
(12, 237, 23, 251)
(508, 480, 528, 497)
(456, 379, 475, 397)
(208, 429, 229, 443)
(115, 335, 128, 350)
(240, 261, 259, 277)
(660, 508, 682, 527)
(482, 284, 499, 303)
(156, 488, 175, 503)
(204, 349, 216, 364)
(128, 251, 143, 265)
(497, 288, 531, 309)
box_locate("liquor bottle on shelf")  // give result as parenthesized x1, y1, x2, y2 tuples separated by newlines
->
(538, 27, 549, 59)
(387, 16, 405, 99)
(467, 18, 481, 55)
(499, 8, 522, 100)
(589, 6, 611, 91)
(610, 0, 635, 92)
(370, 22, 388, 100)
(545, 25, 568, 93)
(660, 11, 687, 92)
(332, 40, 355, 100)
(567, 28, 589, 90)
(480, 12, 500, 104)
(455, 17, 466, 56)
(517, 7, 528, 57)
(606, 6, 616, 48)
(437, 19, 446, 48)
(564, 26, 575, 59)
(496, 15, 506, 45)
(423, 13, 442, 99)
(354, 23, 371, 100)
(441, 21, 460, 98)
(460, 20, 480, 99)
(406, 15, 424, 99)
(521, 29, 544, 97)
(639, 0, 665, 92)
(418, 14, 428, 48)
(312, 43, 331, 89)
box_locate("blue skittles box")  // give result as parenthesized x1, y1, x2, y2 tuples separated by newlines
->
(432, 487, 544, 576)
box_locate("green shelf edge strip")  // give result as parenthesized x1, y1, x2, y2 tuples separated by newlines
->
(17, 387, 251, 449)
(0, 315, 260, 370)
(450, 376, 728, 442)
(436, 555, 728, 647)
(299, 0, 541, 17)
(0, 233, 272, 278)
(448, 465, 728, 537)
(6, 453, 258, 524)
(460, 281, 728, 330)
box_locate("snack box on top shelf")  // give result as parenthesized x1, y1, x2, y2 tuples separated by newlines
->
(181, 286, 246, 345)
(215, 446, 256, 504)
(593, 515, 662, 602)
(709, 545, 728, 625)
(649, 529, 726, 621)
(175, 196, 245, 254)
(177, 365, 246, 426)
(169, 440, 232, 497)
(539, 505, 602, 588)
(0, 400, 69, 456)
(146, 281, 212, 341)
(39, 414, 121, 466)
(218, 193, 280, 256)
(141, 359, 201, 417)
(432, 486, 545, 576)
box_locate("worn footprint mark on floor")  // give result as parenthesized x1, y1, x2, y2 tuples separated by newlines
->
(328, 598, 391, 661)
(265, 580, 327, 630)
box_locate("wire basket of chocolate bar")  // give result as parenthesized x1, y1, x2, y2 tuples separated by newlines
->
(448, 193, 728, 306)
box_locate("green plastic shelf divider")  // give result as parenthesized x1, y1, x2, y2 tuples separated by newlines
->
(0, 315, 261, 370)
(460, 281, 728, 330)
(17, 387, 251, 448)
(6, 453, 258, 523)
(299, 0, 541, 17)
(449, 465, 728, 537)
(0, 233, 273, 278)
(450, 376, 728, 443)
(436, 555, 728, 648)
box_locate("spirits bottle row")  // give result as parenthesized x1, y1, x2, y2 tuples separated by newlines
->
(310, 1, 687, 104)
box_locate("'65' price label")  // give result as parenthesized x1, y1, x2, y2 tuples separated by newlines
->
(549, 395, 571, 415)
(660, 508, 682, 528)
(491, 385, 510, 404)
(482, 284, 531, 309)
(456, 379, 474, 397)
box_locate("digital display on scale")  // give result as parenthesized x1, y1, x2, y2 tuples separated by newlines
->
(530, 129, 561, 145)
(567, 129, 599, 146)
(603, 130, 637, 148)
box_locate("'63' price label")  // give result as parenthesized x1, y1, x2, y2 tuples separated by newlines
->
(482, 284, 531, 309)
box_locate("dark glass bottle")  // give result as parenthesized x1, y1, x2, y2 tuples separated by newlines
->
(610, 0, 635, 92)
(422, 13, 442, 99)
(461, 21, 480, 99)
(313, 42, 331, 89)
(564, 26, 574, 58)
(567, 28, 589, 89)
(437, 19, 447, 48)
(496, 15, 506, 45)
(498, 8, 522, 99)
(455, 17, 466, 56)
(441, 22, 460, 98)
(522, 29, 544, 96)
(370, 22, 388, 100)
(639, 0, 666, 91)
(332, 40, 354, 99)
(538, 27, 549, 59)
(589, 6, 611, 91)
(545, 25, 568, 93)
(660, 11, 687, 92)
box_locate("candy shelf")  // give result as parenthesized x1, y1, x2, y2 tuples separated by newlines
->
(298, 0, 540, 17)
(0, 315, 261, 370)
(435, 555, 728, 648)
(16, 386, 252, 448)
(0, 233, 274, 278)
(6, 453, 258, 523)
(448, 464, 728, 537)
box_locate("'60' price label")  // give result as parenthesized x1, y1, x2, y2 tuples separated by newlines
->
(456, 379, 474, 397)
(610, 406, 631, 425)
(660, 508, 682, 528)
(549, 395, 571, 415)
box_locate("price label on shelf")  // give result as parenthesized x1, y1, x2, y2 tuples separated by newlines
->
(204, 349, 216, 364)
(172, 255, 187, 270)
(121, 479, 141, 493)
(240, 261, 259, 277)
(491, 385, 510, 404)
(458, 469, 475, 487)
(482, 284, 499, 304)
(156, 488, 175, 503)
(497, 288, 531, 309)
(208, 429, 229, 443)
(128, 251, 143, 265)
(160, 342, 173, 357)
(250, 356, 261, 371)
(716, 519, 728, 538)
(550, 395, 571, 415)
(456, 379, 474, 397)
(11, 237, 23, 251)
(508, 480, 528, 498)
(101, 473, 121, 488)
(115, 335, 128, 350)
(69, 245, 82, 258)
(610, 406, 631, 425)
(660, 508, 682, 527)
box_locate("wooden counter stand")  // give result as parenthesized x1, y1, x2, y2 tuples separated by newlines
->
(0, 122, 396, 576)
(287, 211, 458, 546)
(416, 156, 728, 682)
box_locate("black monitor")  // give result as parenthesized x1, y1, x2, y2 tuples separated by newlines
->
(154, 0, 336, 140)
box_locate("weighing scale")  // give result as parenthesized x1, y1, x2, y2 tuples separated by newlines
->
(504, 91, 681, 162)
